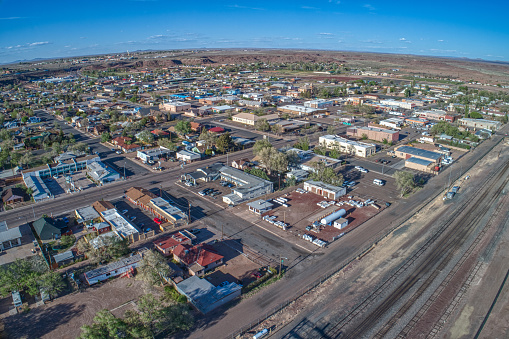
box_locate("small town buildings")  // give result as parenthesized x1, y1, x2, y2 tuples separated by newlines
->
(458, 118, 502, 130)
(0, 222, 22, 251)
(32, 217, 63, 242)
(75, 206, 101, 226)
(149, 197, 189, 227)
(1, 187, 26, 205)
(84, 253, 143, 285)
(232, 113, 279, 126)
(303, 180, 346, 200)
(92, 200, 115, 214)
(404, 157, 438, 173)
(160, 102, 191, 112)
(319, 135, 376, 157)
(274, 120, 310, 132)
(304, 99, 333, 109)
(405, 118, 429, 127)
(231, 158, 250, 170)
(100, 209, 139, 239)
(220, 166, 273, 206)
(277, 105, 324, 116)
(175, 275, 242, 313)
(52, 250, 75, 268)
(394, 145, 443, 163)
(247, 200, 274, 215)
(379, 118, 404, 130)
(153, 231, 193, 257)
(419, 110, 459, 122)
(176, 150, 201, 162)
(346, 126, 399, 143)
(87, 161, 120, 184)
(137, 146, 172, 163)
(173, 243, 224, 277)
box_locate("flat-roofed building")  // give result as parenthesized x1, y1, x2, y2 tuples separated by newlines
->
(458, 118, 502, 130)
(319, 135, 376, 158)
(160, 101, 191, 112)
(405, 157, 438, 173)
(277, 105, 325, 116)
(100, 209, 139, 239)
(149, 197, 189, 227)
(303, 180, 346, 200)
(232, 113, 279, 126)
(247, 200, 274, 215)
(304, 99, 333, 109)
(84, 254, 142, 285)
(347, 126, 399, 143)
(0, 222, 22, 251)
(75, 206, 100, 226)
(380, 118, 404, 130)
(394, 145, 443, 163)
(220, 166, 273, 206)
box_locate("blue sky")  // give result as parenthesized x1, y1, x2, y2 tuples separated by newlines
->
(1, 0, 508, 64)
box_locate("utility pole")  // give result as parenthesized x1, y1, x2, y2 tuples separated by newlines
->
(188, 202, 191, 222)
(123, 161, 126, 179)
(32, 205, 36, 220)
(279, 256, 287, 278)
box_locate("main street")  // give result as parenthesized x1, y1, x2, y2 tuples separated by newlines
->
(0, 138, 290, 228)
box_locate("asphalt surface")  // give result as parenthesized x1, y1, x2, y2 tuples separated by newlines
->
(185, 126, 509, 339)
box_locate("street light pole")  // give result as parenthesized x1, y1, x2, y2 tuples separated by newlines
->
(279, 256, 287, 278)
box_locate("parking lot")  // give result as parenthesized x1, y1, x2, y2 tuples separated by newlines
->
(112, 198, 162, 234)
(44, 171, 96, 198)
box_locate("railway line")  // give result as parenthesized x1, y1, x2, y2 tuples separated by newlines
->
(321, 160, 509, 339)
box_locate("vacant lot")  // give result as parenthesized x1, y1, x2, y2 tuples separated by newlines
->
(1, 277, 146, 339)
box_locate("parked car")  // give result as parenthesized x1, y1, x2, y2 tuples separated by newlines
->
(153, 218, 162, 225)
(116, 150, 122, 155)
(122, 209, 128, 214)
(130, 216, 137, 221)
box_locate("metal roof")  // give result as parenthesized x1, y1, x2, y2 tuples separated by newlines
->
(406, 157, 434, 166)
(85, 254, 142, 280)
(396, 146, 442, 161)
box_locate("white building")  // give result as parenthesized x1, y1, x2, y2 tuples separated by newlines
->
(220, 167, 273, 206)
(232, 113, 279, 126)
(84, 254, 142, 285)
(100, 209, 139, 238)
(304, 99, 333, 109)
(87, 161, 120, 184)
(278, 105, 324, 116)
(380, 118, 404, 130)
(176, 150, 201, 162)
(319, 135, 376, 157)
(137, 146, 172, 163)
(303, 180, 346, 200)
(160, 102, 191, 112)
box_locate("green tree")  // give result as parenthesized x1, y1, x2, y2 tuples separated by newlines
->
(394, 171, 416, 197)
(101, 132, 112, 143)
(157, 139, 177, 151)
(253, 139, 272, 155)
(327, 125, 336, 135)
(21, 116, 29, 124)
(254, 118, 270, 132)
(309, 161, 344, 186)
(174, 120, 191, 136)
(215, 132, 232, 153)
(199, 130, 217, 149)
(137, 130, 154, 144)
(136, 250, 170, 286)
(79, 310, 131, 339)
(293, 136, 310, 151)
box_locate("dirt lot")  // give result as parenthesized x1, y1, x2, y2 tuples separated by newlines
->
(204, 240, 261, 287)
(261, 188, 387, 243)
(1, 277, 147, 339)
(45, 171, 96, 198)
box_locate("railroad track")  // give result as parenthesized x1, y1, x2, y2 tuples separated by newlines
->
(321, 160, 509, 339)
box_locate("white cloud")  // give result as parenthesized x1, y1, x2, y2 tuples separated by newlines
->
(0, 17, 26, 20)
(302, 6, 319, 9)
(319, 33, 333, 35)
(28, 41, 50, 46)
(363, 4, 375, 11)
(228, 4, 265, 10)
(399, 38, 406, 41)
(438, 39, 444, 42)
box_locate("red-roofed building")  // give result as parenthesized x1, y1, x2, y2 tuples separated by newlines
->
(112, 136, 142, 153)
(209, 126, 225, 134)
(151, 129, 169, 137)
(173, 243, 224, 276)
(153, 231, 192, 256)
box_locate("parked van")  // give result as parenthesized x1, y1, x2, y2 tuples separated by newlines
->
(373, 179, 384, 186)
